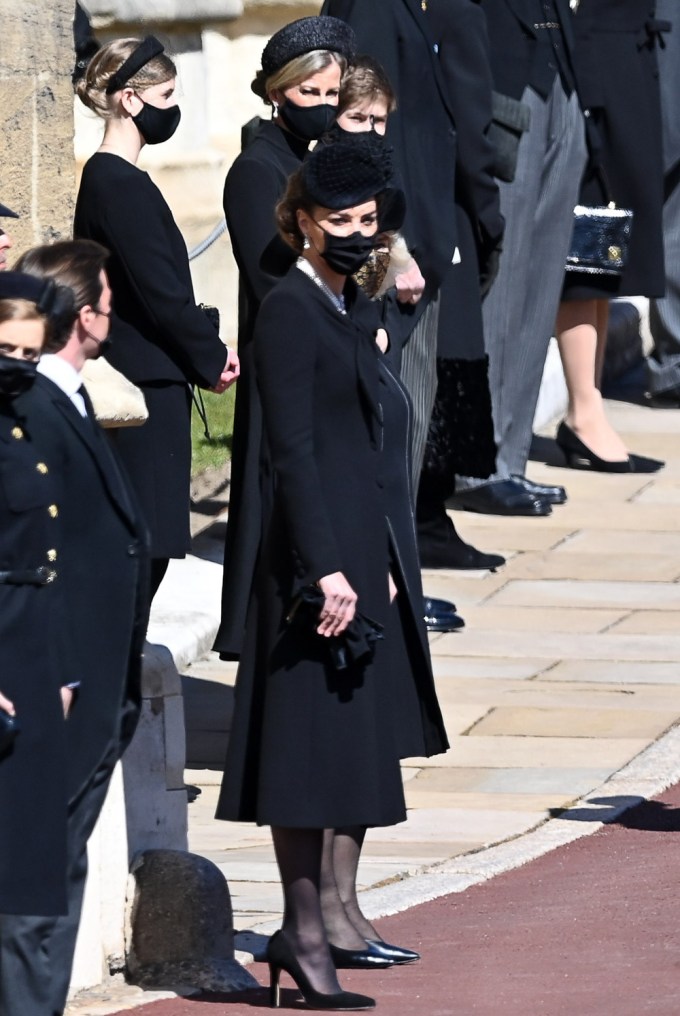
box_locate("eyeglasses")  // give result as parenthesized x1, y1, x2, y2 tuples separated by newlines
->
(93, 308, 112, 319)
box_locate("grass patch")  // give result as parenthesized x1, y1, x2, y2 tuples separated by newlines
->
(191, 387, 235, 476)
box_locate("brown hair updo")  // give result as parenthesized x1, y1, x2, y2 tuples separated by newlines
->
(76, 38, 177, 119)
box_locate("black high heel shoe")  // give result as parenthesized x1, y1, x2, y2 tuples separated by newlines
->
(266, 930, 376, 1011)
(556, 422, 664, 474)
(366, 938, 420, 965)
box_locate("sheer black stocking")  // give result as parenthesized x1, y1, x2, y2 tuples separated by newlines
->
(332, 826, 381, 941)
(320, 827, 381, 946)
(320, 829, 366, 949)
(271, 826, 342, 995)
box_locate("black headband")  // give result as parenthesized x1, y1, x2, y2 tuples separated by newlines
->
(105, 35, 165, 95)
(0, 272, 61, 316)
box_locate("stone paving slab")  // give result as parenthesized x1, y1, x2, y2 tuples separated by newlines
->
(504, 550, 680, 581)
(434, 627, 680, 661)
(406, 766, 613, 798)
(555, 527, 680, 556)
(454, 604, 627, 633)
(606, 609, 680, 635)
(446, 518, 577, 551)
(469, 705, 675, 739)
(487, 577, 680, 609)
(541, 659, 680, 684)
(406, 735, 648, 769)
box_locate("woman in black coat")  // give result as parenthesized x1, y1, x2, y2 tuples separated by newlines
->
(0, 273, 72, 928)
(555, 1, 668, 472)
(73, 36, 239, 597)
(215, 16, 357, 660)
(216, 143, 448, 1009)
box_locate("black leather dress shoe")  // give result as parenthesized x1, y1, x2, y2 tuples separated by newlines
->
(511, 474, 567, 505)
(424, 595, 457, 614)
(451, 479, 552, 517)
(366, 939, 420, 965)
(423, 597, 465, 633)
(329, 942, 394, 969)
(419, 532, 505, 570)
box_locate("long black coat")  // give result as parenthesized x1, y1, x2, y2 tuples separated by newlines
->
(564, 0, 666, 298)
(429, 0, 504, 266)
(74, 152, 227, 557)
(215, 121, 308, 659)
(322, 0, 459, 306)
(0, 401, 68, 916)
(16, 375, 148, 804)
(216, 269, 447, 828)
(479, 0, 578, 99)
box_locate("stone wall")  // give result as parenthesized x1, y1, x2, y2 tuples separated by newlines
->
(0, 1, 75, 256)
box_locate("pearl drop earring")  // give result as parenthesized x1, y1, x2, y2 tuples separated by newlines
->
(303, 235, 310, 250)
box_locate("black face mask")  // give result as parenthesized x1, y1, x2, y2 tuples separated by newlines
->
(278, 99, 337, 142)
(133, 101, 181, 145)
(0, 355, 38, 399)
(320, 229, 376, 276)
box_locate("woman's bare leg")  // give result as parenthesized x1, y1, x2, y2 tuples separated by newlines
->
(556, 298, 628, 461)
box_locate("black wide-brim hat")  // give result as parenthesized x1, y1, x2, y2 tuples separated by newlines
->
(302, 140, 405, 224)
(261, 16, 356, 79)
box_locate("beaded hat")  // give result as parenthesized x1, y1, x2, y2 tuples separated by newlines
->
(261, 16, 356, 79)
(302, 139, 401, 216)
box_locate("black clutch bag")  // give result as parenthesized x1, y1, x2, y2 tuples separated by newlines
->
(565, 203, 634, 276)
(286, 585, 384, 671)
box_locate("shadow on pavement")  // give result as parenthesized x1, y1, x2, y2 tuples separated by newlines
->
(548, 793, 680, 832)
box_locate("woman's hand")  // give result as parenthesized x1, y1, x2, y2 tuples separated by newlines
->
(317, 572, 357, 638)
(212, 348, 241, 393)
(394, 257, 425, 306)
(0, 691, 15, 716)
(375, 328, 389, 354)
(388, 573, 398, 603)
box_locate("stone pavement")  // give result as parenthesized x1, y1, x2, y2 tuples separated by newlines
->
(67, 395, 680, 1013)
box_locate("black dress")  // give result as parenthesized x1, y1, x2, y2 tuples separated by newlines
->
(563, 0, 667, 300)
(215, 120, 308, 659)
(0, 401, 68, 916)
(216, 268, 448, 828)
(74, 152, 227, 558)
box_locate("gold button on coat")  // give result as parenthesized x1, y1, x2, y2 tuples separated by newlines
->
(36, 462, 48, 474)
(48, 504, 58, 518)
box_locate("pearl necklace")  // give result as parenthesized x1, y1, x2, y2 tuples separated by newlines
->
(296, 257, 346, 315)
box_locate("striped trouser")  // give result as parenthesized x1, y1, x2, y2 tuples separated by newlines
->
(475, 77, 587, 481)
(399, 293, 440, 496)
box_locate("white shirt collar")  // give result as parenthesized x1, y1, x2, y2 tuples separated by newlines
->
(38, 354, 82, 399)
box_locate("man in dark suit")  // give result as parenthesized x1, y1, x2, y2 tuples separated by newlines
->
(453, 0, 586, 516)
(1, 240, 149, 1016)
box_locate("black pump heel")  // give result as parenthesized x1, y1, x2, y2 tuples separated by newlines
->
(555, 421, 663, 474)
(268, 959, 282, 1008)
(266, 930, 376, 1011)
